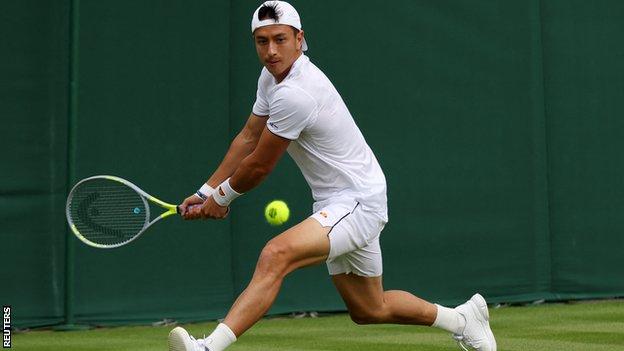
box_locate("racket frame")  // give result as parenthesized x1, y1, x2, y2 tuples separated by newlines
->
(66, 175, 178, 248)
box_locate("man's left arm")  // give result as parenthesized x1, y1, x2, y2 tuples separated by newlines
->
(185, 127, 290, 219)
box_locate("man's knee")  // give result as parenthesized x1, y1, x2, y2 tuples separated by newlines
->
(348, 308, 388, 325)
(256, 240, 291, 277)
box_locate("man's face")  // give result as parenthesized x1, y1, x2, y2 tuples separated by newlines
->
(254, 24, 304, 80)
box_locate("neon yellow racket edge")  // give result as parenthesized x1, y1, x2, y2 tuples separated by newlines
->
(65, 175, 180, 249)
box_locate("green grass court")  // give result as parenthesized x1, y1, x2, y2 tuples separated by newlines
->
(14, 300, 623, 350)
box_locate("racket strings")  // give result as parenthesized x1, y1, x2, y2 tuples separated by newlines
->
(68, 179, 148, 246)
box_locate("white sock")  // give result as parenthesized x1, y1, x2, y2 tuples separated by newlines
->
(432, 304, 466, 334)
(203, 323, 237, 351)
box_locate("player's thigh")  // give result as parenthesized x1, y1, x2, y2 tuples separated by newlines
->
(331, 273, 385, 312)
(266, 217, 332, 268)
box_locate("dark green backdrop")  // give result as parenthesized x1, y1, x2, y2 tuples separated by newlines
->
(1, 0, 623, 328)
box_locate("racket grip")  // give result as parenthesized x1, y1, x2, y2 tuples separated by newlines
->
(177, 204, 202, 215)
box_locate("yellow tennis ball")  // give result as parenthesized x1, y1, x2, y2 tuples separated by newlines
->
(264, 200, 290, 226)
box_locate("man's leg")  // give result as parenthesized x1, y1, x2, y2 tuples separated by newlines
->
(222, 218, 330, 336)
(169, 218, 331, 351)
(331, 274, 496, 351)
(331, 273, 438, 325)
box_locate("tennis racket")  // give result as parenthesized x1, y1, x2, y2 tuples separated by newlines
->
(66, 175, 181, 248)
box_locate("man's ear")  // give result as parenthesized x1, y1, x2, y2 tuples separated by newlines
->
(298, 30, 305, 50)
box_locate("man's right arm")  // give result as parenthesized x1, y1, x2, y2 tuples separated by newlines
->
(205, 113, 267, 188)
(179, 113, 266, 215)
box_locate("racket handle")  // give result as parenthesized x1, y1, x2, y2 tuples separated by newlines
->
(178, 204, 203, 215)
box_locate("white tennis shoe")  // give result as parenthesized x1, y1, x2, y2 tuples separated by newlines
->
(453, 293, 497, 351)
(168, 327, 211, 351)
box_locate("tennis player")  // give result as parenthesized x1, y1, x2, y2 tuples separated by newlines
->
(169, 1, 496, 350)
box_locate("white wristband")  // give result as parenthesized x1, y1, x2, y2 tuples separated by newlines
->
(195, 183, 215, 201)
(213, 178, 242, 206)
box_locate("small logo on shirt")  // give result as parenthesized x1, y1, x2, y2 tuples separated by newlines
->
(269, 122, 279, 130)
(319, 211, 328, 218)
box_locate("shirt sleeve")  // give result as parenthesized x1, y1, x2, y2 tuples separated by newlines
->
(266, 85, 318, 140)
(252, 69, 270, 116)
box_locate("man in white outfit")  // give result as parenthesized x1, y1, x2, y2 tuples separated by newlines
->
(168, 2, 496, 350)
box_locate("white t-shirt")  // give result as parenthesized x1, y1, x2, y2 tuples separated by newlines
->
(253, 54, 387, 220)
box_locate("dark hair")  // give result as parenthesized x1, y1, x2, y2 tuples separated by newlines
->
(257, 3, 300, 36)
(258, 3, 281, 21)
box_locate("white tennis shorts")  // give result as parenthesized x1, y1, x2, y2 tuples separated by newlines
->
(310, 201, 386, 277)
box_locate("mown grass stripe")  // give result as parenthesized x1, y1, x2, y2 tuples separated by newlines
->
(12, 300, 624, 351)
